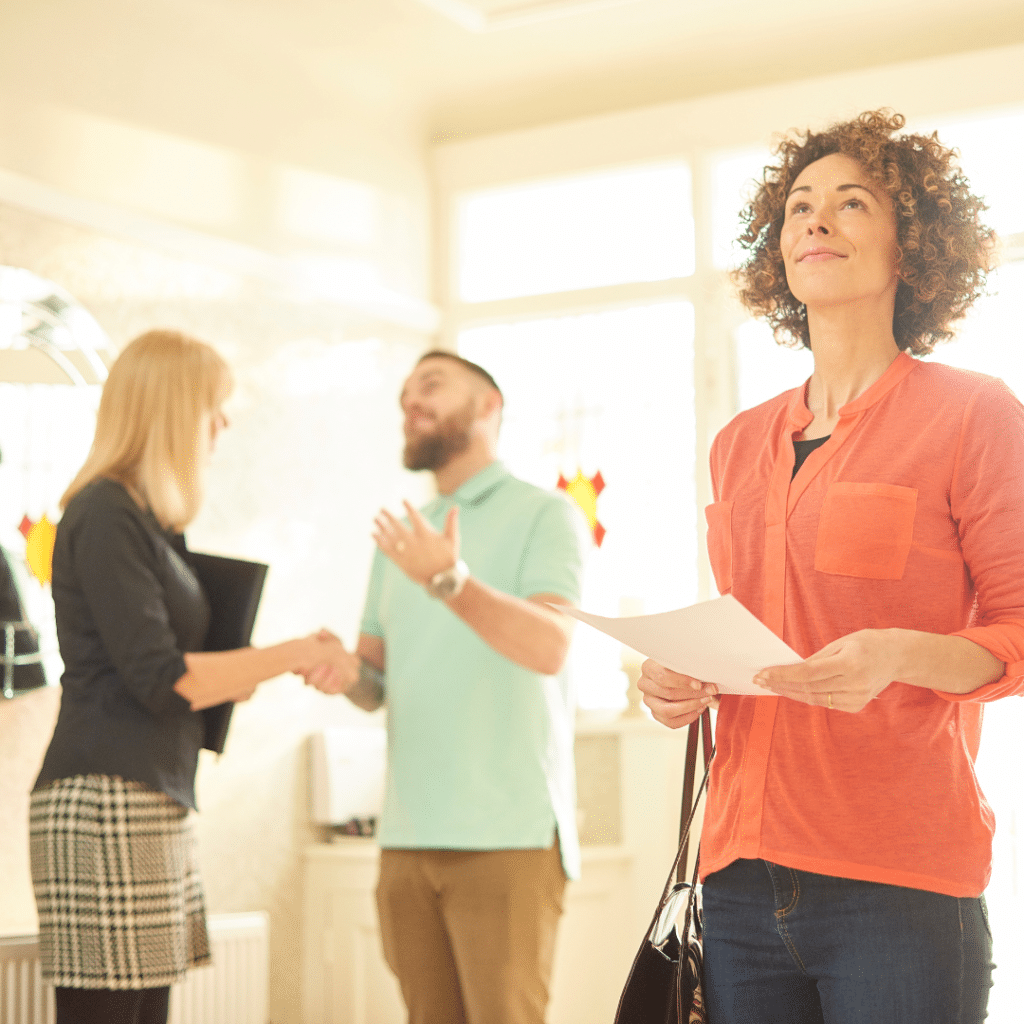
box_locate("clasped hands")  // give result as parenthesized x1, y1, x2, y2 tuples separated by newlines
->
(300, 629, 360, 696)
(638, 628, 902, 728)
(293, 502, 461, 699)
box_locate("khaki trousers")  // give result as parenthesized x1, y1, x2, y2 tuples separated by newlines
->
(376, 841, 567, 1024)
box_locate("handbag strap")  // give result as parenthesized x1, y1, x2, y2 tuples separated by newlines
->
(638, 725, 714, 954)
(614, 713, 714, 1024)
(676, 708, 714, 885)
(644, 734, 713, 931)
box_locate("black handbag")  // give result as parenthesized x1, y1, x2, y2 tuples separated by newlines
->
(614, 709, 714, 1024)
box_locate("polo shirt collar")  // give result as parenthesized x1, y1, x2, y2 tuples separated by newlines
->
(447, 461, 511, 507)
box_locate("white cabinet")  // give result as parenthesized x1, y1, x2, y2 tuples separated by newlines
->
(300, 716, 691, 1024)
(301, 843, 404, 1024)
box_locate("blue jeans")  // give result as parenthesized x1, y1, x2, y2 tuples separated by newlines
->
(701, 859, 993, 1024)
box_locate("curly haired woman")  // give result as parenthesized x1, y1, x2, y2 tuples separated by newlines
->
(639, 110, 1017, 1023)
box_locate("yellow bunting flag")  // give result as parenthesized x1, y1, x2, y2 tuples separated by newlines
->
(19, 514, 57, 586)
(557, 469, 606, 547)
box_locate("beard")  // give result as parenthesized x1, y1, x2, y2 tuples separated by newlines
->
(403, 400, 475, 471)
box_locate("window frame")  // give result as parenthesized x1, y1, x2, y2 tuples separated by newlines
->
(433, 65, 1024, 604)
(436, 151, 740, 604)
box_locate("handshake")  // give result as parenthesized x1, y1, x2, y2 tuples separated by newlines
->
(298, 629, 361, 695)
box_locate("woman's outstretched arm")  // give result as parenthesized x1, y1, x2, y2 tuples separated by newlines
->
(175, 633, 359, 710)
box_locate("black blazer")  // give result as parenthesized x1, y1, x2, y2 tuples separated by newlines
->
(35, 479, 210, 809)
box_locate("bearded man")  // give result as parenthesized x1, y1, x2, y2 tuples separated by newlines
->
(313, 350, 585, 1024)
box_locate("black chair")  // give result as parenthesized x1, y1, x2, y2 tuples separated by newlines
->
(1, 546, 47, 699)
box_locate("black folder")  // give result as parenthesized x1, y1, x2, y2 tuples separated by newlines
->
(189, 552, 269, 754)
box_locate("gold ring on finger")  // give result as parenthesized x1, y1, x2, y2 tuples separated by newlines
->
(827, 692, 833, 710)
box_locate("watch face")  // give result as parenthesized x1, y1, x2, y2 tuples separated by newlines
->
(428, 561, 468, 599)
(434, 571, 459, 598)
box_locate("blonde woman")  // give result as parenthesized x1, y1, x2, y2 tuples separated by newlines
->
(29, 330, 358, 1024)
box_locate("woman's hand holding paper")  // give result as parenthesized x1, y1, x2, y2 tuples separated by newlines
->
(638, 658, 719, 729)
(752, 630, 897, 712)
(753, 627, 1005, 710)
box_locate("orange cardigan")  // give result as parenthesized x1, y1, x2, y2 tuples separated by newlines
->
(702, 352, 1024, 897)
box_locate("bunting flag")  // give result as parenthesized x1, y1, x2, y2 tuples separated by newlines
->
(19, 514, 57, 586)
(557, 469, 606, 547)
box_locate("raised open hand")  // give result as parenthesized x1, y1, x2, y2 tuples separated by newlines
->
(373, 501, 460, 586)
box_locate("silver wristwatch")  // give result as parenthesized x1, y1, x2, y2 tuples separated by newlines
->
(425, 559, 469, 600)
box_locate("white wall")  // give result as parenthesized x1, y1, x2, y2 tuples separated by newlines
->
(0, 17, 441, 1022)
(0, 197, 433, 1024)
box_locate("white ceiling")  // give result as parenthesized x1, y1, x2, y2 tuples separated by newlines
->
(412, 0, 646, 32)
(1, 0, 1022, 148)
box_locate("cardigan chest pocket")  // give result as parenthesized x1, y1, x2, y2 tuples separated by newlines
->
(815, 482, 918, 580)
(705, 500, 734, 594)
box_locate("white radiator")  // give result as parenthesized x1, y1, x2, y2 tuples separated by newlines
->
(0, 912, 269, 1024)
(0, 935, 53, 1024)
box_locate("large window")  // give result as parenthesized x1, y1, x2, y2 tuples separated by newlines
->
(461, 304, 696, 709)
(457, 163, 694, 301)
(452, 163, 698, 710)
(441, 87, 1024, 1016)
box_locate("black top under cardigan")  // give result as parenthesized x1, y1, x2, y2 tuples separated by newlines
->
(34, 479, 211, 809)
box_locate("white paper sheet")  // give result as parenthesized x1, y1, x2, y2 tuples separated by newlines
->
(561, 595, 802, 695)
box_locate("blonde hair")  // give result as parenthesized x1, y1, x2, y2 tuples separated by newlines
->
(62, 330, 233, 530)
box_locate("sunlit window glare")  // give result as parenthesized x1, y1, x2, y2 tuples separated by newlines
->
(460, 302, 697, 710)
(734, 320, 813, 412)
(457, 163, 695, 302)
(920, 110, 1024, 240)
(711, 147, 771, 271)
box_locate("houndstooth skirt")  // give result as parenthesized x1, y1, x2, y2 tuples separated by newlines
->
(29, 774, 211, 989)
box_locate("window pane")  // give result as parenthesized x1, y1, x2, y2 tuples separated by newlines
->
(711, 147, 770, 271)
(928, 262, 1024, 394)
(457, 164, 694, 302)
(735, 319, 813, 412)
(924, 110, 1024, 238)
(459, 301, 696, 709)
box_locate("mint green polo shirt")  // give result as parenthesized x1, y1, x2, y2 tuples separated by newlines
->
(360, 461, 585, 879)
